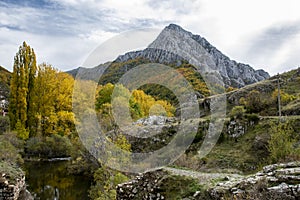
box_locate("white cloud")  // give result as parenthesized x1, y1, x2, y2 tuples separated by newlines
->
(1, 0, 300, 75)
(0, 27, 95, 71)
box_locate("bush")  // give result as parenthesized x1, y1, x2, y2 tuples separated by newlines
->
(67, 136, 99, 176)
(0, 139, 23, 165)
(15, 120, 29, 140)
(226, 86, 237, 93)
(0, 132, 24, 150)
(268, 121, 300, 163)
(230, 106, 246, 119)
(0, 116, 9, 133)
(272, 89, 296, 105)
(240, 90, 264, 113)
(25, 134, 72, 158)
(89, 167, 128, 200)
(245, 113, 260, 123)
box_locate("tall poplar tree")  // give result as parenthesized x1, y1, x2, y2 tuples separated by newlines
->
(9, 42, 37, 136)
(27, 47, 37, 133)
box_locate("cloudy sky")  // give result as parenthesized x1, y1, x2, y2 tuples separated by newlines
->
(1, 0, 300, 75)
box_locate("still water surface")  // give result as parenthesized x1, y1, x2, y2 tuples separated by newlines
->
(23, 161, 91, 200)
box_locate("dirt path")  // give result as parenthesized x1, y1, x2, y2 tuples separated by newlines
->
(163, 167, 243, 185)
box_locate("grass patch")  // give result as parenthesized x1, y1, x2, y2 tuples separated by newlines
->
(159, 175, 205, 199)
(201, 120, 277, 174)
(0, 161, 24, 184)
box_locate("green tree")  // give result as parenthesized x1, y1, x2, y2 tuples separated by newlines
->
(15, 120, 29, 140)
(27, 48, 37, 133)
(9, 42, 37, 134)
(9, 43, 75, 138)
(272, 89, 296, 105)
(96, 83, 114, 110)
(230, 106, 246, 119)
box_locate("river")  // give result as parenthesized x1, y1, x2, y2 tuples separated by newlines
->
(23, 160, 91, 200)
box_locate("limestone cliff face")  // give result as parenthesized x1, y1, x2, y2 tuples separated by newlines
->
(116, 24, 270, 88)
(115, 48, 184, 66)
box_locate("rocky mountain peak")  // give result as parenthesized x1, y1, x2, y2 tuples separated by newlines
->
(116, 24, 270, 88)
(165, 23, 192, 35)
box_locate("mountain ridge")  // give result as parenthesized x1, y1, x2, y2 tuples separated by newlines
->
(115, 24, 270, 88)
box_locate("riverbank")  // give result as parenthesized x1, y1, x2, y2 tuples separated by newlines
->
(0, 131, 97, 199)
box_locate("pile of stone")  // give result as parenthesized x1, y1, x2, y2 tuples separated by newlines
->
(0, 172, 25, 200)
(209, 162, 300, 200)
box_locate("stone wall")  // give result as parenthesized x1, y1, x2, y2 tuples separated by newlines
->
(116, 170, 167, 200)
(209, 162, 300, 200)
(0, 172, 25, 200)
(0, 162, 33, 200)
(117, 162, 300, 200)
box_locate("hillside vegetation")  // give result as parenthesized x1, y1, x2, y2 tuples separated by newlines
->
(1, 40, 300, 200)
(171, 68, 300, 172)
(115, 68, 300, 199)
(226, 67, 300, 116)
(0, 65, 11, 104)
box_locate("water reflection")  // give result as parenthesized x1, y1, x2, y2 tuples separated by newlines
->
(23, 161, 91, 200)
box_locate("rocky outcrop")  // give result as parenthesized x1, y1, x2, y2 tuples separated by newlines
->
(226, 120, 248, 138)
(117, 162, 300, 200)
(108, 115, 258, 155)
(209, 162, 300, 200)
(115, 48, 184, 67)
(107, 116, 179, 153)
(133, 116, 176, 126)
(223, 114, 260, 139)
(116, 24, 270, 88)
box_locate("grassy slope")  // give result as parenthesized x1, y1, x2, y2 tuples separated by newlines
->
(226, 68, 300, 115)
(173, 67, 300, 174)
